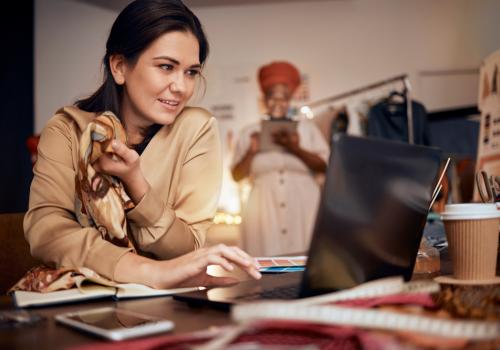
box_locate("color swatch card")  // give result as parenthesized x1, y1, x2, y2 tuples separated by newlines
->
(256, 256, 307, 273)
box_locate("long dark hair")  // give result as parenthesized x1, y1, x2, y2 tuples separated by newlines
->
(76, 0, 209, 116)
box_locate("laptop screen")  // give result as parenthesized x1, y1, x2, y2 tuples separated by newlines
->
(300, 135, 442, 297)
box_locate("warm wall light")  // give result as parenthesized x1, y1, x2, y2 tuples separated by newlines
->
(300, 105, 314, 119)
(213, 212, 242, 225)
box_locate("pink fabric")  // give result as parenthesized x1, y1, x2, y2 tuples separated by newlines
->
(70, 292, 446, 350)
(72, 320, 453, 350)
(71, 329, 215, 350)
(70, 322, 389, 350)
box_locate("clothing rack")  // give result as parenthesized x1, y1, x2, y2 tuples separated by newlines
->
(301, 74, 414, 144)
(418, 68, 479, 77)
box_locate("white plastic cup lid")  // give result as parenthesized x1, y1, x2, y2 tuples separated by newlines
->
(441, 203, 500, 220)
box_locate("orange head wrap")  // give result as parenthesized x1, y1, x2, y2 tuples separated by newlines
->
(258, 61, 301, 95)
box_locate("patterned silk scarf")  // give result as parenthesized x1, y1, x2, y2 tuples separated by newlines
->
(75, 111, 135, 249)
(10, 112, 138, 293)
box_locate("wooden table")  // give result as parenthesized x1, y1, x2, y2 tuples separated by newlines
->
(0, 294, 233, 349)
(0, 248, 497, 350)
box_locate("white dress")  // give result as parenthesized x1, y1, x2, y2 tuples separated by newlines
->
(232, 119, 330, 256)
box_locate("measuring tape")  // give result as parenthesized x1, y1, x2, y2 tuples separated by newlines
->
(290, 276, 440, 306)
(194, 277, 499, 350)
(231, 277, 499, 341)
(232, 302, 500, 340)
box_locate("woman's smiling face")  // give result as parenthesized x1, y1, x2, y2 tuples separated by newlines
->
(265, 83, 291, 119)
(115, 30, 201, 131)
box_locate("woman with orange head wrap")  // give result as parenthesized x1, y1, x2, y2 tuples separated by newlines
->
(231, 61, 330, 256)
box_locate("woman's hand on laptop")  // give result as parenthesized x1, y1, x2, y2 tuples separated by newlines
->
(154, 244, 261, 289)
(114, 245, 261, 289)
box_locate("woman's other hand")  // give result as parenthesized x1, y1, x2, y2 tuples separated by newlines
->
(93, 139, 149, 203)
(231, 132, 260, 182)
(249, 131, 260, 154)
(272, 130, 327, 173)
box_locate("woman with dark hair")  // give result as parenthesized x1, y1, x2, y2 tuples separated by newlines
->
(23, 0, 261, 289)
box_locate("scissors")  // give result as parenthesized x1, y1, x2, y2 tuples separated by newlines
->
(476, 170, 500, 203)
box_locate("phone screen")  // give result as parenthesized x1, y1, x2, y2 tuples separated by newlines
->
(66, 309, 155, 330)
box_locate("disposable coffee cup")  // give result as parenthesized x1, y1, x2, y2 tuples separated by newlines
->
(441, 203, 500, 281)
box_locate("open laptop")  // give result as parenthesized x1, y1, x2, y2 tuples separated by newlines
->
(173, 134, 442, 310)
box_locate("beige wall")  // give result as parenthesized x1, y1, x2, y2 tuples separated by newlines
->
(35, 0, 115, 132)
(35, 0, 500, 132)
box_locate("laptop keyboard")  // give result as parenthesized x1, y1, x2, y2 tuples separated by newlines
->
(235, 285, 300, 301)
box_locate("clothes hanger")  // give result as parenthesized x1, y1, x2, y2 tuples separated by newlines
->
(385, 89, 407, 104)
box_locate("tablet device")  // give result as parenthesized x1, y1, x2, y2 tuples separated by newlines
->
(260, 119, 298, 152)
(55, 307, 174, 341)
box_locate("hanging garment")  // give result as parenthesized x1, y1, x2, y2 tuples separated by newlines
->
(345, 94, 386, 137)
(330, 109, 349, 137)
(311, 106, 349, 144)
(475, 49, 500, 201)
(367, 99, 430, 146)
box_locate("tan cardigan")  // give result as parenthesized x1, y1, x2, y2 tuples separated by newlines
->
(24, 106, 222, 280)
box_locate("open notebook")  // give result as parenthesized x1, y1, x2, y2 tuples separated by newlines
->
(12, 283, 201, 308)
(10, 267, 201, 308)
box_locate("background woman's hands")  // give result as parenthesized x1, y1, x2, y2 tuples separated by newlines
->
(272, 130, 300, 152)
(249, 131, 260, 154)
(93, 139, 149, 204)
(231, 132, 260, 182)
(272, 130, 327, 173)
(151, 244, 262, 289)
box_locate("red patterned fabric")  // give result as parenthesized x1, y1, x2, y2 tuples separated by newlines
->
(71, 320, 470, 350)
(9, 266, 103, 293)
(70, 291, 473, 350)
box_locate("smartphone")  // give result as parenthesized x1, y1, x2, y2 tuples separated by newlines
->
(55, 307, 174, 341)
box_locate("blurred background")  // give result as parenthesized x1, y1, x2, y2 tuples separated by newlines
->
(2, 0, 499, 246)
